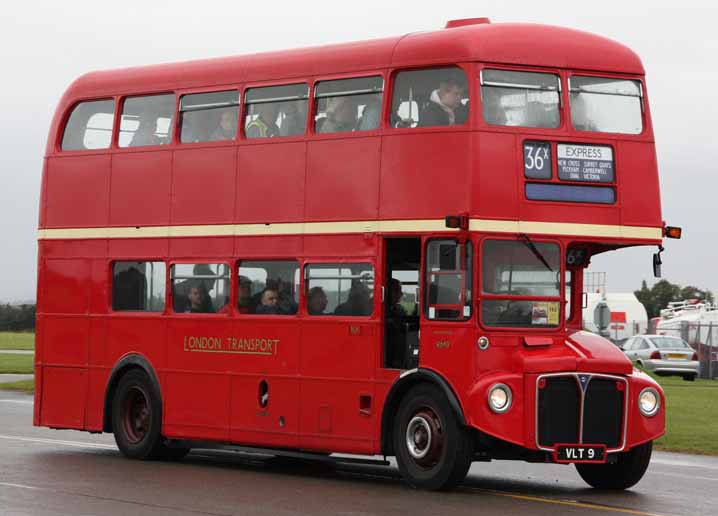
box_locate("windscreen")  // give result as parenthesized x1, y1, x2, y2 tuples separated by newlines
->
(649, 337, 690, 349)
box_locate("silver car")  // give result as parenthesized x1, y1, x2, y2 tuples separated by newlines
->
(622, 334, 700, 381)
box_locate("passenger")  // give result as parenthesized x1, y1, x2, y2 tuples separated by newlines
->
(129, 113, 162, 147)
(419, 78, 465, 127)
(210, 109, 238, 140)
(388, 278, 407, 319)
(307, 286, 328, 315)
(237, 275, 253, 314)
(186, 285, 206, 313)
(318, 97, 356, 133)
(334, 280, 372, 316)
(173, 264, 216, 313)
(356, 96, 381, 131)
(272, 278, 298, 315)
(279, 101, 306, 136)
(246, 103, 280, 138)
(255, 288, 281, 315)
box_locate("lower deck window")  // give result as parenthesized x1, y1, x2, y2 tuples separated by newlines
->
(305, 263, 374, 316)
(112, 261, 165, 312)
(238, 260, 299, 315)
(171, 263, 230, 314)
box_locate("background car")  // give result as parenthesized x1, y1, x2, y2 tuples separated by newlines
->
(622, 334, 700, 381)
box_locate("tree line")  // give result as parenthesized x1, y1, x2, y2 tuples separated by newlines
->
(635, 280, 714, 319)
(0, 304, 36, 331)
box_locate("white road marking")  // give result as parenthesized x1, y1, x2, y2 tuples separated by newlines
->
(0, 434, 115, 450)
(648, 470, 718, 482)
(0, 481, 43, 491)
(0, 399, 33, 405)
(651, 457, 718, 471)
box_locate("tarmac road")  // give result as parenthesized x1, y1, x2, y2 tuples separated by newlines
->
(0, 391, 715, 516)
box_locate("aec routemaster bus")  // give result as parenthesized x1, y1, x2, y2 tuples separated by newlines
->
(35, 18, 678, 490)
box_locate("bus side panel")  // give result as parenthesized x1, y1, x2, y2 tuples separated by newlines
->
(306, 138, 381, 221)
(40, 367, 88, 429)
(171, 146, 237, 225)
(110, 151, 172, 226)
(473, 131, 518, 220)
(85, 312, 108, 432)
(618, 141, 662, 227)
(237, 142, 306, 224)
(380, 133, 471, 219)
(45, 155, 111, 228)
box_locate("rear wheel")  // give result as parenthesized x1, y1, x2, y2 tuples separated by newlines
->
(111, 369, 190, 460)
(683, 374, 696, 382)
(575, 441, 652, 489)
(393, 384, 473, 490)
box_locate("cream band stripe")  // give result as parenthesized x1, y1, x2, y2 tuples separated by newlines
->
(37, 219, 663, 241)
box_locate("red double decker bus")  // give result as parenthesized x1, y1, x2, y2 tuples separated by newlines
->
(36, 18, 675, 490)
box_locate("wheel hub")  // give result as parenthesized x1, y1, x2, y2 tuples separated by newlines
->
(405, 408, 444, 468)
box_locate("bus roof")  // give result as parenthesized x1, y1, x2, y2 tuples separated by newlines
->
(64, 21, 644, 99)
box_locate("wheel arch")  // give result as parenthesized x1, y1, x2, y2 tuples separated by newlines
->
(380, 368, 466, 456)
(103, 354, 162, 433)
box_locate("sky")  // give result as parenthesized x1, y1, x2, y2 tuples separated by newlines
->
(0, 0, 716, 302)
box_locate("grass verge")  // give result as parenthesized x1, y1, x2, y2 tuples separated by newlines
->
(0, 353, 34, 374)
(0, 380, 34, 393)
(650, 373, 718, 455)
(0, 332, 35, 350)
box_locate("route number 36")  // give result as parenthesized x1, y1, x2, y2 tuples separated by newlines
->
(523, 141, 551, 179)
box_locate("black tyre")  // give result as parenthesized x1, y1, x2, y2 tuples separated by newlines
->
(683, 374, 696, 382)
(575, 441, 652, 489)
(111, 369, 190, 460)
(393, 384, 473, 490)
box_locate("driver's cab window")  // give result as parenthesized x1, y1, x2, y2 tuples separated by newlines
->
(424, 240, 472, 320)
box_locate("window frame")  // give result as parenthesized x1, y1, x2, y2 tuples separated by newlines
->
(479, 67, 563, 130)
(387, 63, 474, 134)
(169, 261, 232, 316)
(108, 259, 168, 315)
(303, 259, 377, 318)
(59, 97, 117, 153)
(423, 238, 474, 322)
(568, 74, 645, 136)
(311, 73, 385, 137)
(115, 92, 178, 150)
(478, 236, 566, 332)
(236, 258, 301, 317)
(241, 81, 310, 141)
(177, 88, 241, 145)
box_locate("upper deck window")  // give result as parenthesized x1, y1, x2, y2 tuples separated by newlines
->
(244, 83, 309, 138)
(61, 99, 115, 151)
(569, 76, 643, 134)
(314, 76, 383, 134)
(119, 94, 175, 148)
(480, 69, 560, 128)
(180, 90, 239, 143)
(391, 67, 468, 128)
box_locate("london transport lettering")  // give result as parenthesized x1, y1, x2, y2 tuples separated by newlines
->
(183, 335, 279, 355)
(557, 143, 614, 183)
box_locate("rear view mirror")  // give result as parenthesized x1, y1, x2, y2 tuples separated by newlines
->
(653, 252, 662, 278)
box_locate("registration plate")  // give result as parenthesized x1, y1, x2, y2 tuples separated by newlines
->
(554, 444, 607, 464)
(666, 353, 686, 360)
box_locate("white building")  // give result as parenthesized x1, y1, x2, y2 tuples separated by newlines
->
(582, 292, 648, 342)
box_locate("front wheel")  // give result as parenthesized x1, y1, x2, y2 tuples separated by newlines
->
(393, 384, 473, 490)
(575, 441, 652, 489)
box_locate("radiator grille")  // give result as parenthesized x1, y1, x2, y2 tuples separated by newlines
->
(537, 374, 625, 451)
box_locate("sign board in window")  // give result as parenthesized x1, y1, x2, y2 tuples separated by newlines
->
(524, 141, 552, 179)
(557, 144, 614, 183)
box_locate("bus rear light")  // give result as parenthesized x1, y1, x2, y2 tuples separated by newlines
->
(665, 226, 682, 239)
(650, 350, 661, 360)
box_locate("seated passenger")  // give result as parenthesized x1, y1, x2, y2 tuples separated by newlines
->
(307, 286, 328, 315)
(334, 280, 372, 316)
(210, 109, 238, 141)
(129, 114, 162, 147)
(246, 103, 280, 138)
(356, 97, 381, 131)
(419, 78, 465, 127)
(181, 284, 212, 313)
(318, 97, 356, 133)
(387, 278, 407, 319)
(173, 264, 216, 313)
(237, 275, 252, 314)
(255, 288, 281, 315)
(279, 101, 306, 136)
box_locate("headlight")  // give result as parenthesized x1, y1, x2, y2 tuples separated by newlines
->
(638, 387, 660, 417)
(488, 383, 512, 413)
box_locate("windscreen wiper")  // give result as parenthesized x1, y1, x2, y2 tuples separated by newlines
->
(519, 233, 553, 272)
